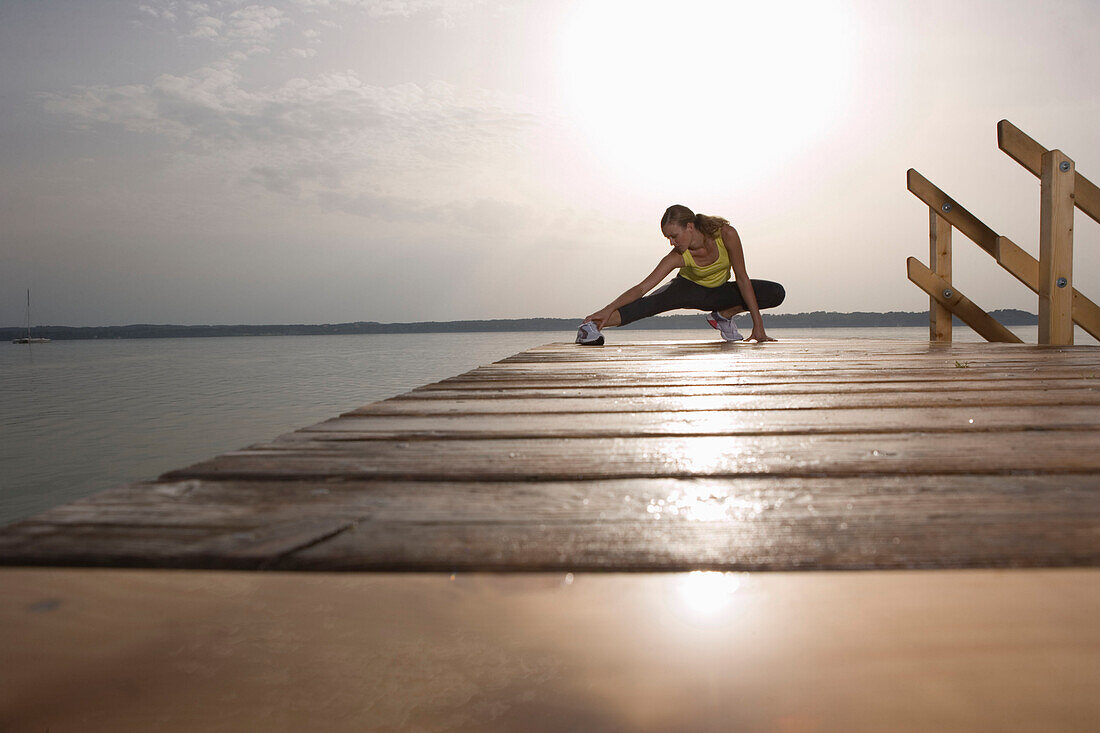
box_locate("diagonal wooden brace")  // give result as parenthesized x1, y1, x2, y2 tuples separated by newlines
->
(907, 169, 1100, 341)
(906, 258, 1023, 343)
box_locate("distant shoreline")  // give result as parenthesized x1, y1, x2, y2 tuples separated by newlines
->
(2, 310, 1038, 341)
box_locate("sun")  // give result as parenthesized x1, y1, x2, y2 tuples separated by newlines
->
(557, 0, 856, 193)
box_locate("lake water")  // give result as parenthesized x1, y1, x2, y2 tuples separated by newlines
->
(0, 324, 1072, 525)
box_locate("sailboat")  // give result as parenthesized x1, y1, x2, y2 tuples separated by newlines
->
(12, 289, 50, 344)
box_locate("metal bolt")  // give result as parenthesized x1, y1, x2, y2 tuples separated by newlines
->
(941, 203, 952, 213)
(1059, 161, 1071, 172)
(943, 289, 953, 298)
(1057, 277, 1068, 288)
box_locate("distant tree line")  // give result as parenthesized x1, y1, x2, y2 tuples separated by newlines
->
(2, 309, 1038, 341)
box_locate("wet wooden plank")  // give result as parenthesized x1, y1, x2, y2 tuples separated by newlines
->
(424, 366, 1098, 388)
(347, 389, 1100, 415)
(0, 520, 358, 570)
(300, 405, 1100, 439)
(12, 475, 1095, 527)
(283, 517, 1100, 571)
(501, 342, 1100, 364)
(164, 432, 1100, 482)
(492, 356, 1100, 370)
(3, 475, 1097, 570)
(399, 378, 1100, 400)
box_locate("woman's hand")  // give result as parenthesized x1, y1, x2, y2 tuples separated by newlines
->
(747, 327, 776, 343)
(585, 309, 613, 329)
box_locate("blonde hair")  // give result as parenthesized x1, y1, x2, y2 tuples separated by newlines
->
(661, 204, 729, 238)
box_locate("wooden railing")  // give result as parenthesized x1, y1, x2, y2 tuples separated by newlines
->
(907, 120, 1099, 345)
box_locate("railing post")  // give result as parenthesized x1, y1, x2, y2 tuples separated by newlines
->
(1039, 150, 1075, 345)
(929, 207, 952, 342)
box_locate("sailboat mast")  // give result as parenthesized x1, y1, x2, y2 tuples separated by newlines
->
(26, 289, 31, 340)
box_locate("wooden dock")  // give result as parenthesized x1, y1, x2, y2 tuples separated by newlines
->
(2, 337, 1098, 571)
(2, 337, 1099, 731)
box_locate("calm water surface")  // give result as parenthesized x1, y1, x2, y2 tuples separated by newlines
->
(0, 325, 1059, 524)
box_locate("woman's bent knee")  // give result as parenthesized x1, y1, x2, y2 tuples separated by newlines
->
(756, 280, 785, 310)
(771, 283, 786, 309)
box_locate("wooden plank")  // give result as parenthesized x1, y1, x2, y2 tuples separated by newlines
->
(345, 390, 1100, 416)
(494, 349, 1100, 366)
(998, 118, 1100, 225)
(452, 362, 1099, 381)
(12, 475, 1095, 530)
(1071, 288, 1100, 342)
(284, 517, 1100, 571)
(907, 169, 999, 255)
(427, 365, 1097, 388)
(30, 511, 1091, 572)
(993, 233, 1041, 290)
(162, 431, 1100, 482)
(1039, 149, 1075, 345)
(299, 405, 1100, 439)
(0, 519, 359, 570)
(3, 474, 1098, 570)
(3, 568, 1098, 732)
(907, 258, 1022, 342)
(504, 338, 1095, 352)
(523, 337, 1019, 348)
(514, 340, 966, 356)
(0, 475, 1082, 532)
(397, 378, 1100, 400)
(436, 365, 1100, 385)
(930, 207, 953, 341)
(448, 350, 1100, 374)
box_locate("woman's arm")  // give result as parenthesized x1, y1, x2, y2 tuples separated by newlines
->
(586, 252, 681, 328)
(722, 224, 775, 342)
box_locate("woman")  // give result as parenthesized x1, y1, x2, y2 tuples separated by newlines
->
(577, 205, 785, 345)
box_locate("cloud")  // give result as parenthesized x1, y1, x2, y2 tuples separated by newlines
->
(42, 66, 537, 225)
(225, 4, 287, 43)
(189, 15, 223, 39)
(132, 0, 499, 66)
(46, 0, 537, 234)
(138, 2, 288, 53)
(138, 3, 177, 21)
(292, 0, 487, 16)
(140, 0, 495, 37)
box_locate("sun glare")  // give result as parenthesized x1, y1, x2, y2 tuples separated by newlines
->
(676, 571, 746, 622)
(559, 1, 855, 191)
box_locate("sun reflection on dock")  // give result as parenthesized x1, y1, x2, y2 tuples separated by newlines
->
(646, 485, 769, 522)
(675, 571, 746, 622)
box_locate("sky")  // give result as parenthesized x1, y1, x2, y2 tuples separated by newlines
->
(1, 0, 1098, 327)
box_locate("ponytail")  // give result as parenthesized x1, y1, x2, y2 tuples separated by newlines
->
(693, 212, 729, 237)
(661, 205, 729, 237)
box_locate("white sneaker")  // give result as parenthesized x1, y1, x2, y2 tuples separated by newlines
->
(575, 321, 605, 346)
(706, 311, 744, 342)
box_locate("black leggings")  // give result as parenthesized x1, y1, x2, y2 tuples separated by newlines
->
(617, 276, 785, 327)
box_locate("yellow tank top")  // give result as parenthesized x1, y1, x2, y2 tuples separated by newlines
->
(679, 232, 731, 287)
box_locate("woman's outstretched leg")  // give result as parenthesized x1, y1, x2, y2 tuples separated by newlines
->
(577, 281, 682, 345)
